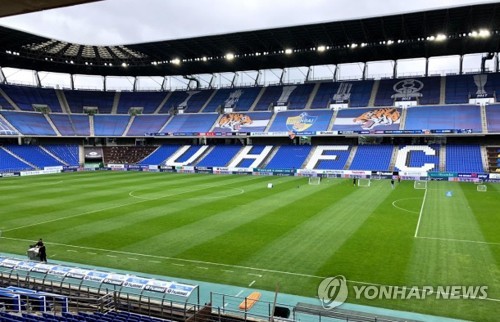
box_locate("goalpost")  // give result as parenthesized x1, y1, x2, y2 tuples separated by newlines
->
(308, 176, 321, 185)
(477, 184, 487, 192)
(357, 178, 371, 187)
(414, 180, 427, 190)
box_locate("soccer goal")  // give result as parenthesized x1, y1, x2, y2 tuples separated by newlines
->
(477, 184, 487, 192)
(357, 178, 371, 187)
(308, 176, 321, 185)
(414, 180, 427, 189)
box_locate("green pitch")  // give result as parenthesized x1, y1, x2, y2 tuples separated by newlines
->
(0, 172, 499, 321)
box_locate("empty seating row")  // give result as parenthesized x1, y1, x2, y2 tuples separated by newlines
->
(2, 72, 500, 115)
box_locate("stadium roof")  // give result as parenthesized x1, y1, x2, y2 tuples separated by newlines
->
(0, 0, 101, 18)
(0, 2, 499, 77)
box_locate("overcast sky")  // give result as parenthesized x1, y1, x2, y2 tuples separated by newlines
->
(0, 0, 495, 45)
(0, 0, 495, 89)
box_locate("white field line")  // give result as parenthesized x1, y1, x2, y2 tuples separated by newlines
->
(2, 236, 499, 303)
(391, 198, 420, 215)
(414, 187, 428, 238)
(416, 236, 500, 246)
(248, 280, 256, 287)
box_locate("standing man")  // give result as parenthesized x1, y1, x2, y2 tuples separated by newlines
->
(353, 178, 357, 186)
(39, 244, 47, 263)
(391, 178, 395, 189)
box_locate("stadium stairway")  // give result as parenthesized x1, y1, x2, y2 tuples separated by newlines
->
(55, 89, 71, 114)
(0, 146, 36, 169)
(249, 87, 266, 111)
(399, 108, 408, 129)
(344, 145, 357, 170)
(123, 115, 136, 136)
(368, 79, 380, 107)
(388, 146, 399, 171)
(199, 89, 218, 113)
(439, 145, 446, 171)
(304, 82, 321, 109)
(480, 104, 488, 133)
(439, 76, 446, 104)
(43, 114, 62, 136)
(40, 146, 68, 166)
(154, 92, 172, 114)
(0, 87, 21, 111)
(111, 92, 120, 114)
(327, 108, 338, 131)
(89, 115, 95, 136)
(264, 112, 278, 132)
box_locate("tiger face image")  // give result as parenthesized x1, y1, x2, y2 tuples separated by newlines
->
(218, 113, 253, 131)
(353, 108, 400, 130)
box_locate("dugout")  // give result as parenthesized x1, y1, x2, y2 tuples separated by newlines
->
(0, 256, 200, 317)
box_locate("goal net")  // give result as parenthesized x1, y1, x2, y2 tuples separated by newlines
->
(308, 177, 321, 185)
(414, 180, 427, 190)
(357, 178, 371, 187)
(477, 185, 487, 192)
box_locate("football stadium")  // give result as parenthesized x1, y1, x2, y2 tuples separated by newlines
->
(0, 1, 499, 322)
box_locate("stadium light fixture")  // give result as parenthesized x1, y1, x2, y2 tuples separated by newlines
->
(387, 40, 394, 45)
(284, 48, 293, 55)
(350, 43, 358, 48)
(317, 45, 326, 52)
(171, 58, 181, 65)
(225, 53, 235, 61)
(479, 29, 491, 38)
(121, 62, 128, 68)
(202, 56, 208, 61)
(435, 34, 447, 42)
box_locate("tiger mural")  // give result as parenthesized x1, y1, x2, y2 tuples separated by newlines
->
(218, 113, 253, 131)
(353, 108, 400, 130)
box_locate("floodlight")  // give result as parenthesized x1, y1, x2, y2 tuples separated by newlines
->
(225, 53, 235, 61)
(284, 48, 293, 55)
(317, 45, 326, 52)
(435, 34, 447, 41)
(171, 58, 181, 65)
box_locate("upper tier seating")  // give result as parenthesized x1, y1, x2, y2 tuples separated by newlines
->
(374, 76, 441, 106)
(287, 84, 315, 109)
(64, 89, 115, 113)
(404, 105, 482, 132)
(0, 111, 56, 136)
(445, 73, 500, 104)
(309, 80, 373, 109)
(159, 90, 213, 113)
(93, 115, 130, 136)
(203, 87, 261, 112)
(485, 104, 500, 133)
(126, 114, 170, 136)
(0, 116, 17, 135)
(49, 114, 91, 136)
(162, 114, 219, 133)
(116, 91, 168, 114)
(0, 84, 62, 112)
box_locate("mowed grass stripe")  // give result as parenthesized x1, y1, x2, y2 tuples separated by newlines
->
(2, 173, 261, 232)
(235, 180, 396, 277)
(403, 181, 500, 320)
(4, 174, 274, 237)
(117, 176, 323, 257)
(314, 180, 421, 285)
(44, 175, 299, 252)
